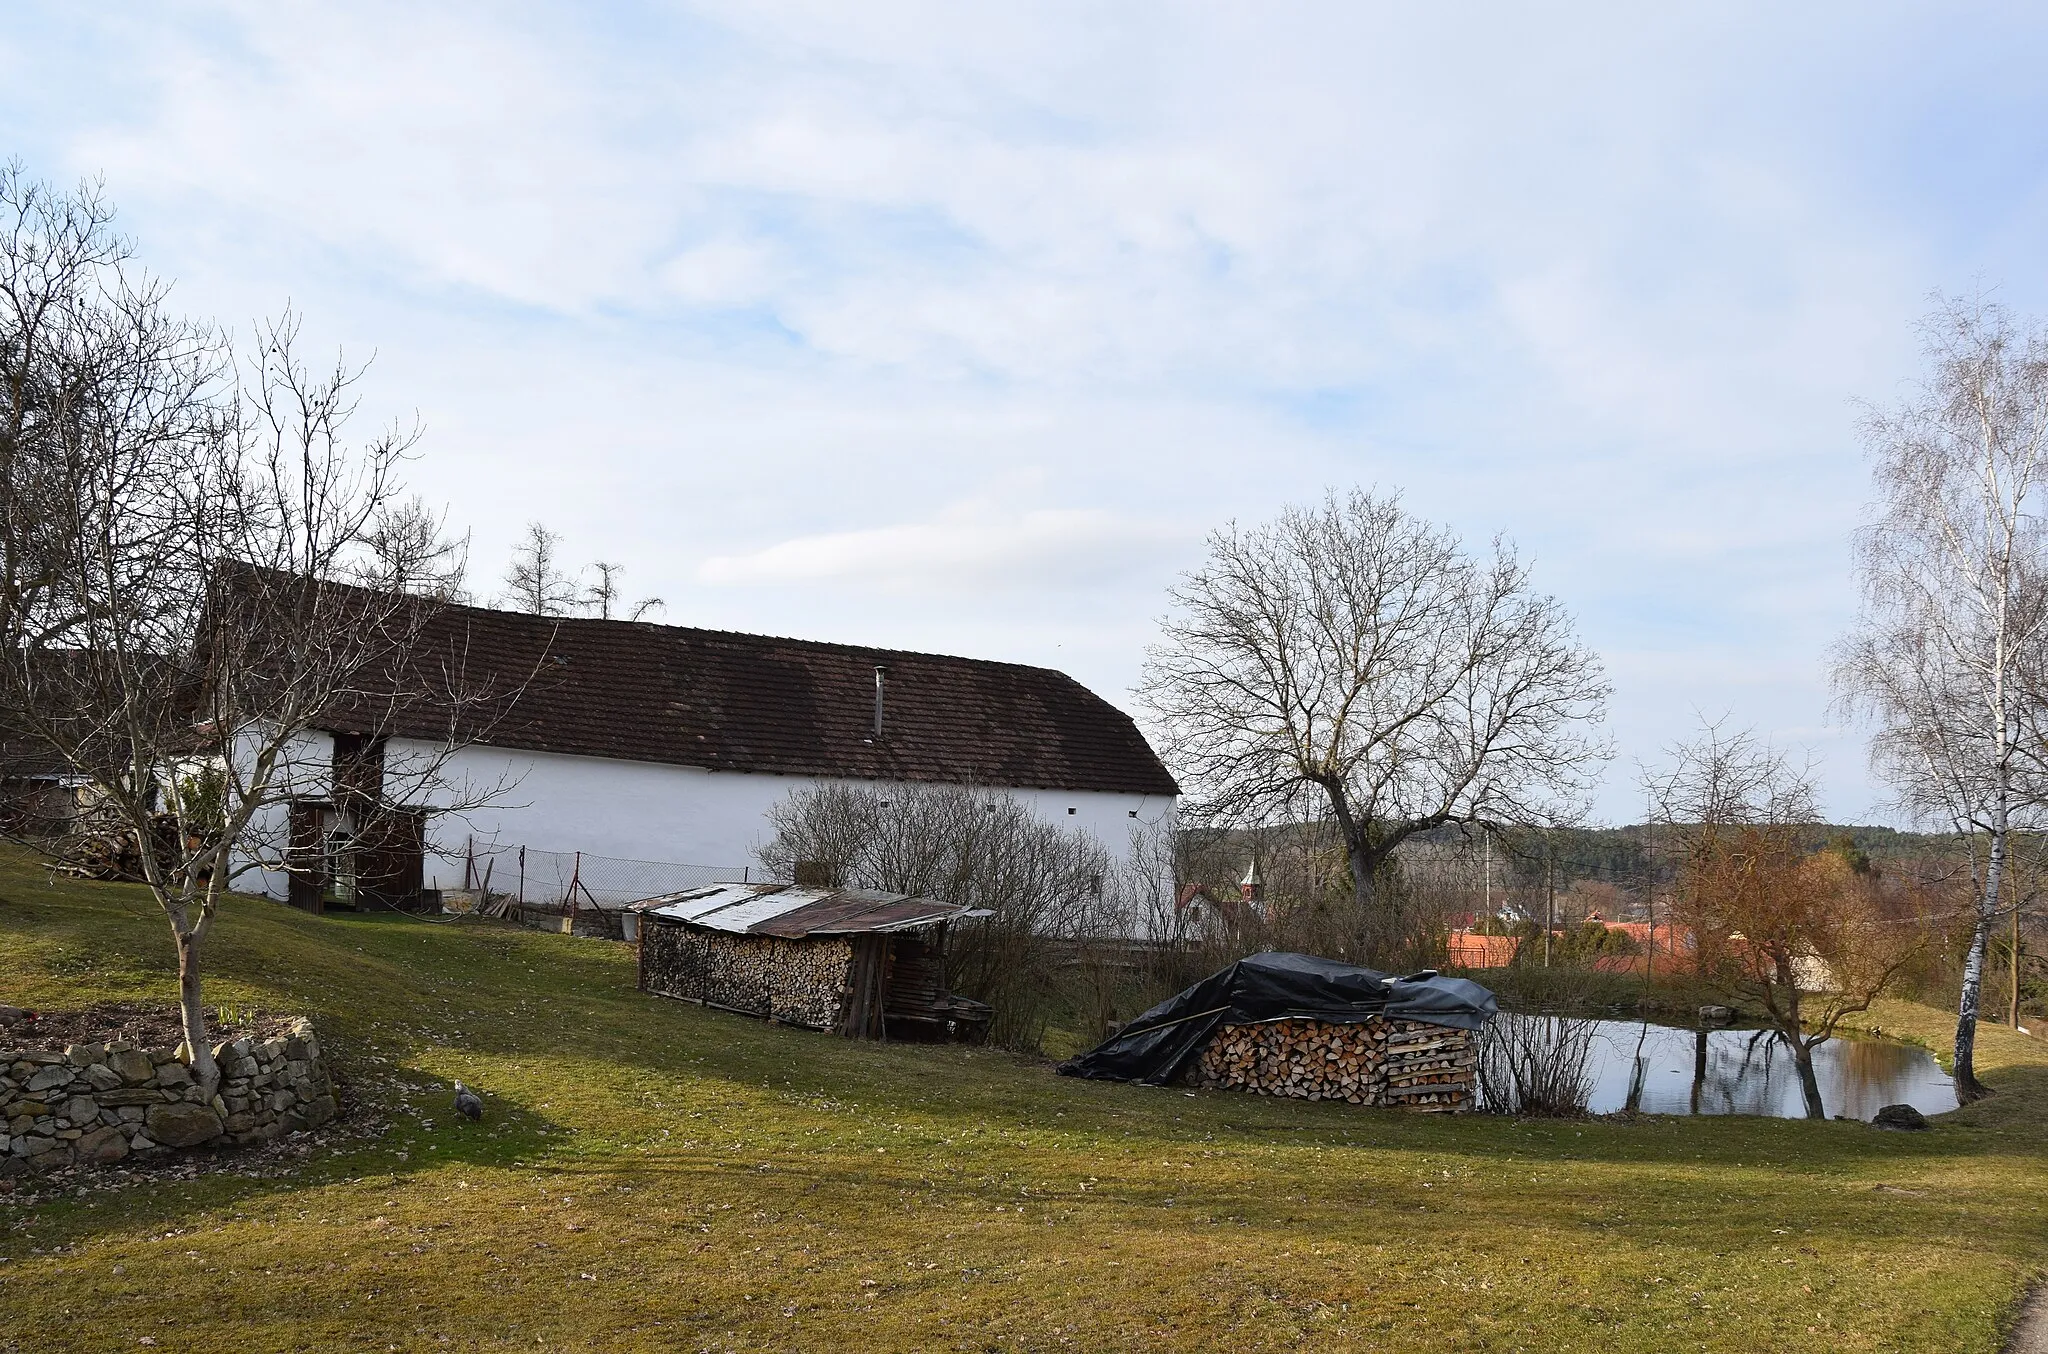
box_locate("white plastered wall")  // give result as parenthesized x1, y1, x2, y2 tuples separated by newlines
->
(232, 734, 1177, 923)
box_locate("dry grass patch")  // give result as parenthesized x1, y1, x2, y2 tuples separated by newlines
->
(0, 852, 2043, 1352)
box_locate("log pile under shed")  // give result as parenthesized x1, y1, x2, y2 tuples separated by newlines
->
(634, 882, 990, 1042)
(1193, 1016, 1477, 1110)
(1061, 951, 1494, 1112)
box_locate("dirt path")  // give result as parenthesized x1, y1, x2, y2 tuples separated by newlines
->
(2008, 1285, 2048, 1354)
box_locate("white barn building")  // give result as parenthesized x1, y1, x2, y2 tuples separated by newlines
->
(232, 599, 1179, 914)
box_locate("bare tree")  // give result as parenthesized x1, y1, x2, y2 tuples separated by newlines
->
(0, 168, 505, 1098)
(1834, 296, 2048, 1100)
(359, 494, 468, 599)
(502, 522, 576, 617)
(1649, 722, 1920, 1118)
(582, 560, 663, 622)
(1139, 488, 1609, 960)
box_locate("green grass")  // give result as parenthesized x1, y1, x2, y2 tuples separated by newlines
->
(2, 852, 2044, 1353)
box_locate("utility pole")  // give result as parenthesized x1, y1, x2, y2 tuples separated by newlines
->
(1544, 828, 1555, 968)
(1482, 830, 1493, 929)
(1644, 793, 1655, 987)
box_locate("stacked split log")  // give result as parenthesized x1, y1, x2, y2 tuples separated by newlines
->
(640, 924, 853, 1030)
(1378, 1018, 1476, 1112)
(1192, 1015, 1475, 1111)
(1194, 1017, 1387, 1104)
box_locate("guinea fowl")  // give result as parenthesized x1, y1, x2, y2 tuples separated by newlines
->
(453, 1081, 483, 1122)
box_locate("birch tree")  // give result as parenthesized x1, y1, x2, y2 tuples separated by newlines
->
(1139, 489, 1609, 959)
(1835, 295, 2048, 1100)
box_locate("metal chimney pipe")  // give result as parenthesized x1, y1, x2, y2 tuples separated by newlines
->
(873, 665, 886, 741)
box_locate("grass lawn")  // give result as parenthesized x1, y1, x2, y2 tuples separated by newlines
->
(2, 851, 2044, 1353)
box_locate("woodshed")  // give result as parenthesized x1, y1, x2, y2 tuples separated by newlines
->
(635, 882, 991, 1041)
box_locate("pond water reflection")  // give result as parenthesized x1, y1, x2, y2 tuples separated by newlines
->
(1558, 1019, 1956, 1119)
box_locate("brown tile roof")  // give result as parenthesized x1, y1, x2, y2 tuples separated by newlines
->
(341, 597, 1178, 797)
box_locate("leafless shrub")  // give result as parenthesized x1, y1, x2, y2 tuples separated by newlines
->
(1476, 1010, 1596, 1116)
(760, 781, 1112, 1051)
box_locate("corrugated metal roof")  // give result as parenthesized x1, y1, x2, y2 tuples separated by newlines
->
(636, 883, 979, 937)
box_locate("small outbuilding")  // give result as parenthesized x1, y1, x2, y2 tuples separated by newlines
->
(634, 882, 991, 1041)
(1058, 952, 1496, 1110)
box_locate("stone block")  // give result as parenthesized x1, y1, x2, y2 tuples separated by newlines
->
(130, 1132, 156, 1151)
(76, 1125, 128, 1165)
(25, 1065, 75, 1094)
(20, 1133, 59, 1156)
(108, 1048, 156, 1085)
(97, 1088, 161, 1106)
(144, 1103, 223, 1148)
(64, 1043, 107, 1068)
(153, 1062, 193, 1088)
(84, 1063, 124, 1091)
(268, 1090, 294, 1113)
(117, 1106, 144, 1122)
(18, 1050, 64, 1066)
(62, 1095, 98, 1125)
(302, 1094, 337, 1128)
(224, 1111, 256, 1132)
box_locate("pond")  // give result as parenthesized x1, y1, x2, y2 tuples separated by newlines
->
(1506, 1017, 1958, 1119)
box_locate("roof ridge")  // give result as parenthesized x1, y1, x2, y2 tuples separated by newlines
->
(441, 599, 1080, 680)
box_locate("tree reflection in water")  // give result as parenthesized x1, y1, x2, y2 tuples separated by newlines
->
(1487, 1017, 1956, 1119)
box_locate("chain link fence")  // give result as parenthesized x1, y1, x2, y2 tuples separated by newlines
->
(445, 839, 758, 934)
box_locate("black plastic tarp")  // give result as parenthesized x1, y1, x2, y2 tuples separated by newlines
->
(1056, 951, 1497, 1087)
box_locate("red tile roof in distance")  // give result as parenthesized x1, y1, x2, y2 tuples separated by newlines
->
(372, 599, 1179, 796)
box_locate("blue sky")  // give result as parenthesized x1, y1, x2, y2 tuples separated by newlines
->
(8, 2, 2048, 823)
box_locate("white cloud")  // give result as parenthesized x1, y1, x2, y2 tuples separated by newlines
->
(8, 1, 2048, 820)
(698, 497, 1185, 592)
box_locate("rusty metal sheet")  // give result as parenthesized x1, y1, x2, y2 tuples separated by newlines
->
(637, 881, 974, 938)
(751, 890, 966, 938)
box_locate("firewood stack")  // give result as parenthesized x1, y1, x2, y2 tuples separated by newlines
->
(640, 925, 854, 1030)
(1192, 1015, 1474, 1110)
(1378, 1019, 1477, 1111)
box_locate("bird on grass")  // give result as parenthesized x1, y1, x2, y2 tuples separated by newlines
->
(453, 1081, 484, 1123)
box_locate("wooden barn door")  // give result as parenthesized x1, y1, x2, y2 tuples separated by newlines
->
(357, 808, 426, 911)
(285, 802, 326, 913)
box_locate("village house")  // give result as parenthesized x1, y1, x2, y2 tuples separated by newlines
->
(230, 594, 1179, 916)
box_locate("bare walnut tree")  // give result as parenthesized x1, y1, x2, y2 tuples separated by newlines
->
(1834, 295, 2048, 1100)
(1139, 489, 1608, 960)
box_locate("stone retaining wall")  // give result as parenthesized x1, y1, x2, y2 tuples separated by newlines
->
(1, 1017, 335, 1176)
